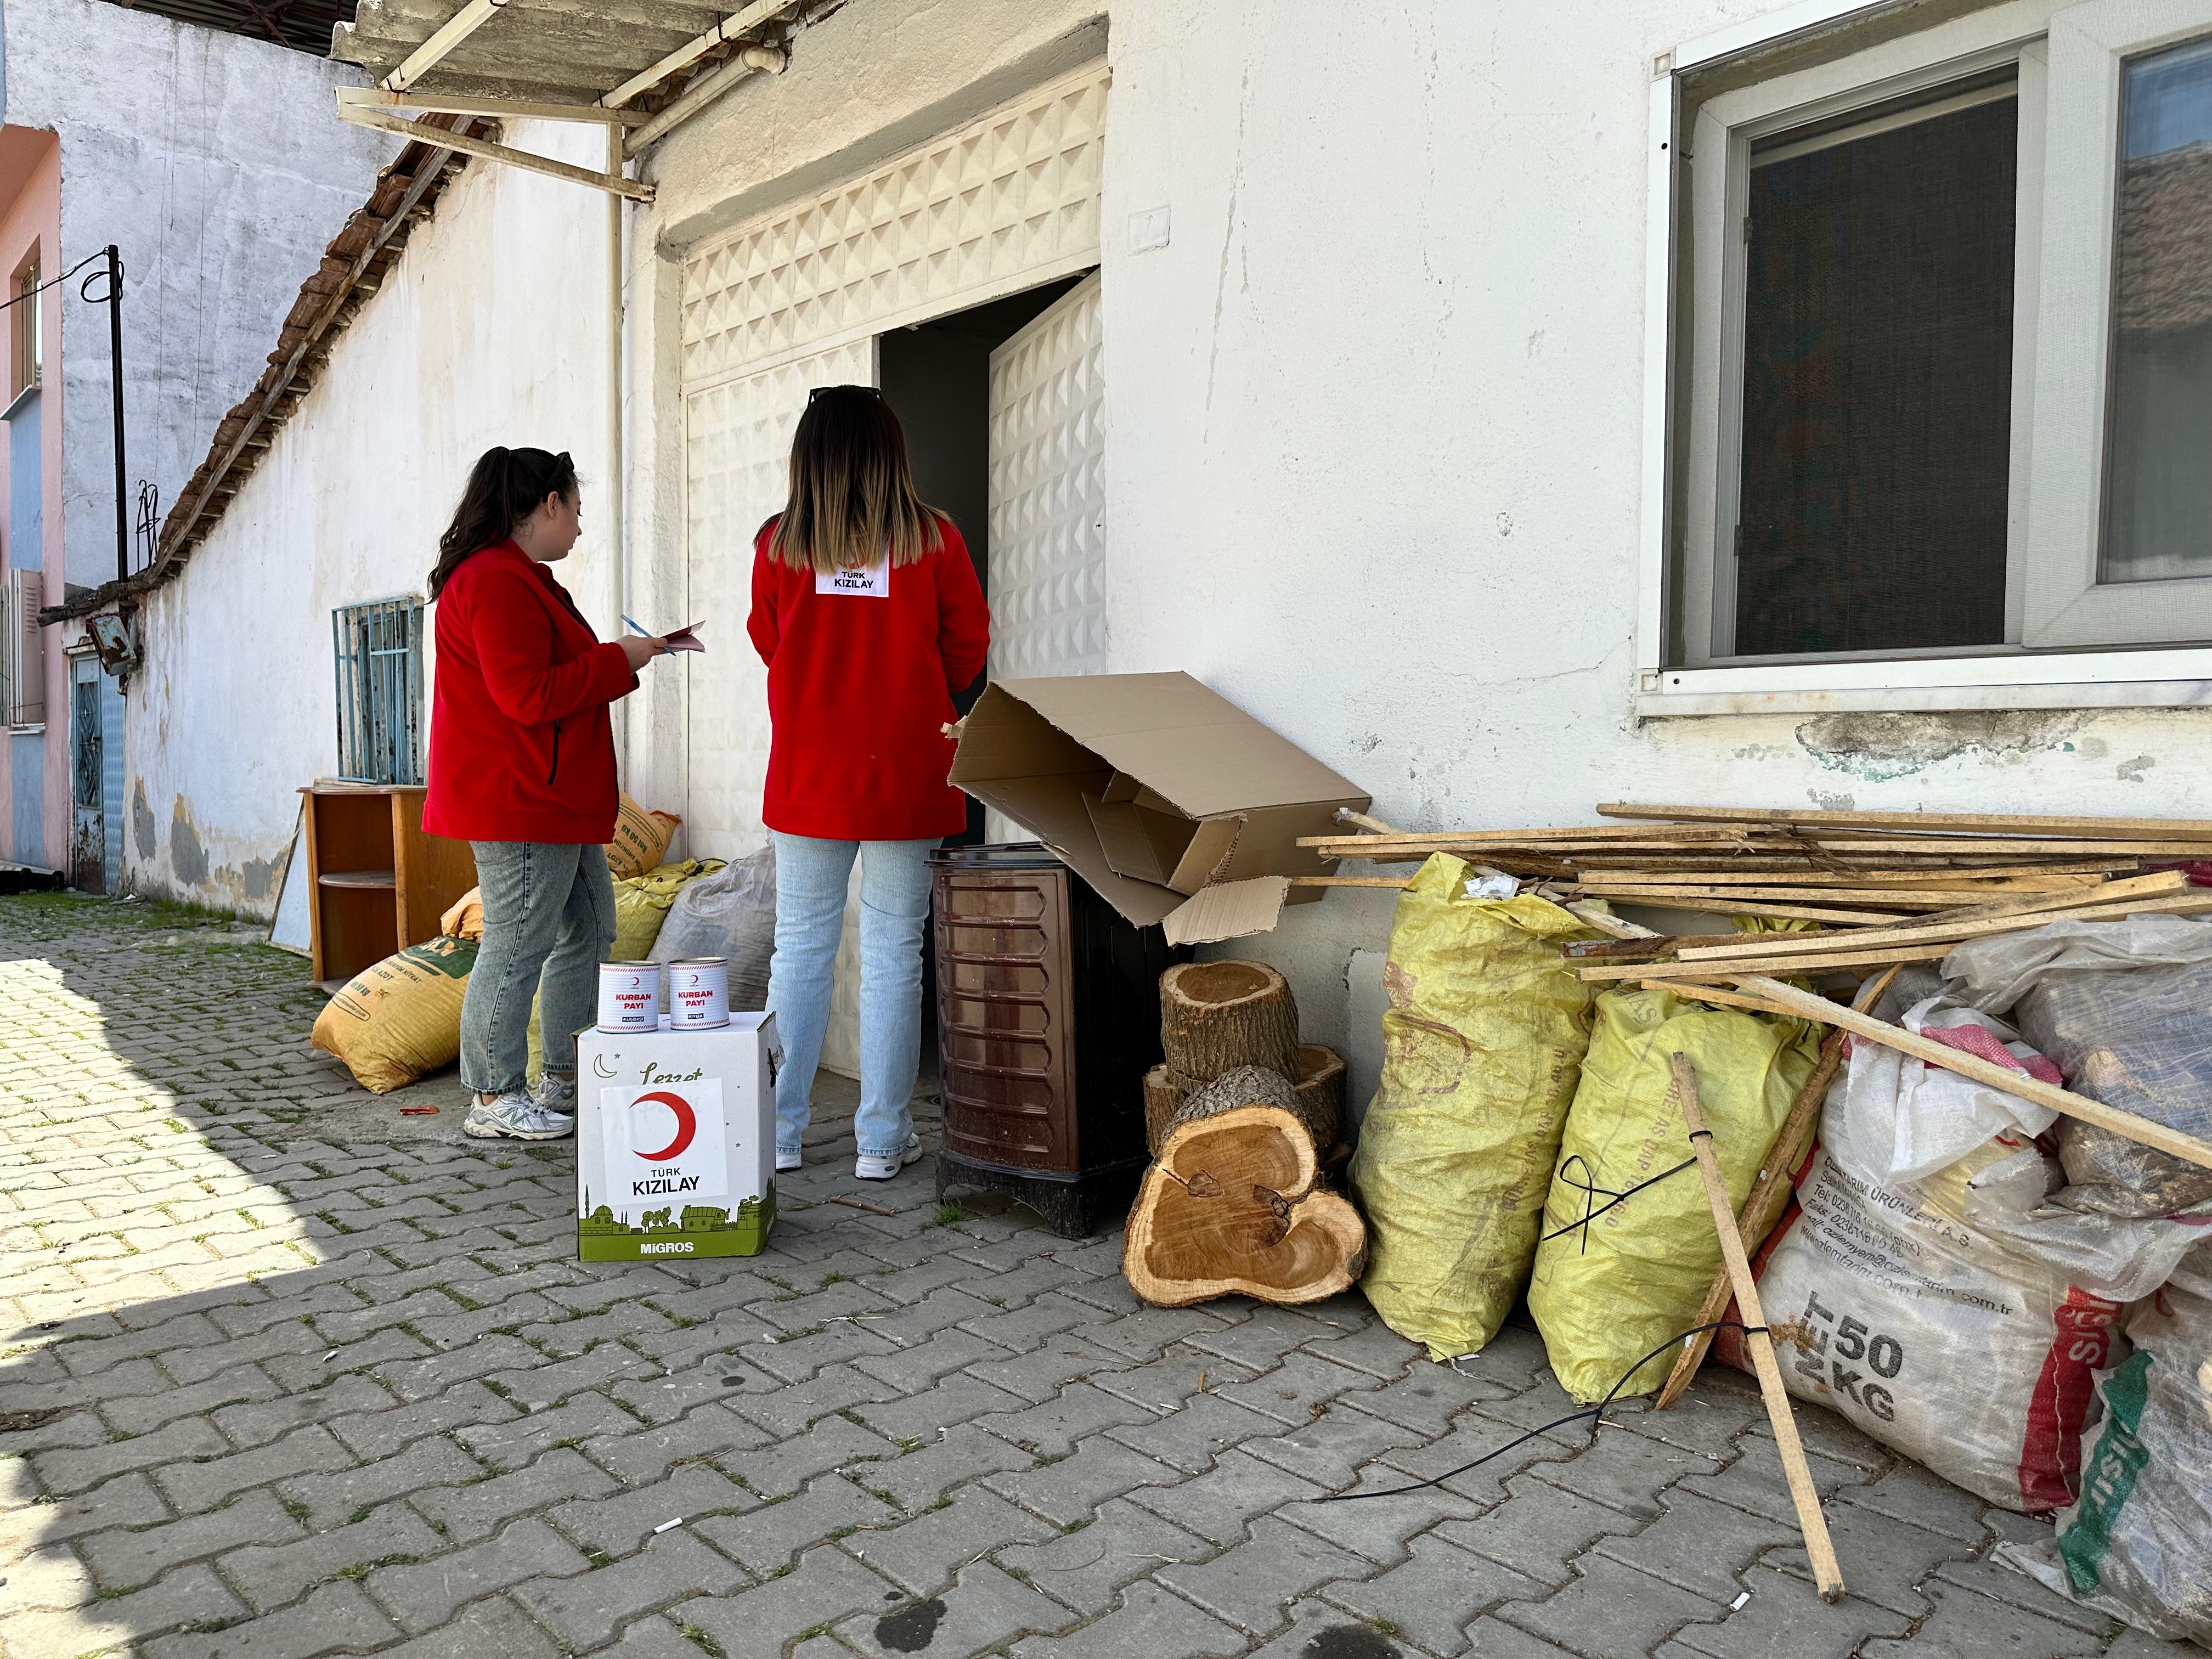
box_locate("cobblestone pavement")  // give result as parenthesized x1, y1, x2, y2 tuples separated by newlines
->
(0, 894, 2189, 1659)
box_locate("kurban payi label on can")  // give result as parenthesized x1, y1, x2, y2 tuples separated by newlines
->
(597, 962, 659, 1032)
(667, 958, 729, 1029)
(575, 1015, 777, 1261)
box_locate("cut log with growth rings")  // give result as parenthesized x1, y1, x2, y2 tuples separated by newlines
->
(1159, 960, 1300, 1082)
(1123, 1101, 1367, 1307)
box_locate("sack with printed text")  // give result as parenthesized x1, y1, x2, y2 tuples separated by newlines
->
(1717, 1011, 2131, 1513)
(2001, 1250, 2212, 1644)
(311, 936, 478, 1094)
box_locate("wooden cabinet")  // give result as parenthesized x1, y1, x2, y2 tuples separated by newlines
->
(301, 784, 475, 991)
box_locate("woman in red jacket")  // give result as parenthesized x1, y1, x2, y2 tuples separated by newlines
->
(422, 447, 669, 1140)
(749, 386, 989, 1180)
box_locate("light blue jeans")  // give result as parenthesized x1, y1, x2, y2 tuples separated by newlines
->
(459, 841, 616, 1094)
(765, 832, 938, 1160)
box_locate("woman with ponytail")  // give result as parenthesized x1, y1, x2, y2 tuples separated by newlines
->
(422, 446, 670, 1140)
(748, 386, 989, 1180)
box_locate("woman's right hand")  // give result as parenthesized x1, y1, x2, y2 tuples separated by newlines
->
(619, 634, 669, 672)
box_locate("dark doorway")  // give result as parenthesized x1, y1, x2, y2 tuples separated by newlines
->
(879, 270, 1091, 1068)
(69, 658, 104, 894)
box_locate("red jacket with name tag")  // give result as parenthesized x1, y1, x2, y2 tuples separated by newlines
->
(746, 515, 990, 842)
(423, 539, 638, 844)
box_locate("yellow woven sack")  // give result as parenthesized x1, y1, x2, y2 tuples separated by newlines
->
(311, 936, 478, 1094)
(1348, 854, 1607, 1361)
(1528, 985, 1820, 1402)
(605, 793, 681, 879)
(526, 860, 725, 1082)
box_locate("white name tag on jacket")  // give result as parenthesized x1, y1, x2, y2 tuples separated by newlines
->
(816, 563, 888, 596)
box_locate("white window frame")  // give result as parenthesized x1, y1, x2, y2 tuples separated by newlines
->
(1637, 0, 2212, 716)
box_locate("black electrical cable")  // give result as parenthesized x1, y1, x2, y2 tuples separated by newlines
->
(1318, 1319, 1767, 1503)
(1538, 1154, 1698, 1252)
(0, 248, 110, 314)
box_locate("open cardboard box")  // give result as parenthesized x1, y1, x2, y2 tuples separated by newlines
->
(947, 673, 1370, 945)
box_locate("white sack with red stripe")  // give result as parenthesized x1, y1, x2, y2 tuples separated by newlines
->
(1725, 1006, 2125, 1512)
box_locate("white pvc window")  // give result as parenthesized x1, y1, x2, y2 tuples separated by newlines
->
(1651, 0, 2212, 706)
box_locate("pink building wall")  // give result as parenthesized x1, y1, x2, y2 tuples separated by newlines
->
(0, 127, 63, 870)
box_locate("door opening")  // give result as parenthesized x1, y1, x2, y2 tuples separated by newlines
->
(878, 270, 1094, 1069)
(69, 656, 104, 894)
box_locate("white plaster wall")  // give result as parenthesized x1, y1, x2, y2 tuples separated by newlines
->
(2, 0, 397, 590)
(126, 123, 611, 911)
(1092, 0, 2212, 1109)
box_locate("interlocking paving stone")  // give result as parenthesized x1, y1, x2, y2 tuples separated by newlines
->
(1159, 1511, 1374, 1635)
(0, 899, 2151, 1659)
(994, 1495, 1212, 1616)
(1008, 1579, 1248, 1659)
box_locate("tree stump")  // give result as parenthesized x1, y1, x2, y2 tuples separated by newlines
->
(1159, 961, 1300, 1082)
(1143, 1065, 1189, 1156)
(1123, 1102, 1367, 1307)
(1294, 1045, 1346, 1152)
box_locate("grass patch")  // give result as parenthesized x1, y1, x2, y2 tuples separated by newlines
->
(931, 1202, 965, 1227)
(679, 1625, 725, 1658)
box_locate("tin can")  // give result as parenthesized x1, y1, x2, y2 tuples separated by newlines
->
(596, 962, 661, 1033)
(667, 958, 730, 1029)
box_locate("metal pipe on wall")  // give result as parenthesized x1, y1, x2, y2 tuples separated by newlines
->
(607, 126, 627, 769)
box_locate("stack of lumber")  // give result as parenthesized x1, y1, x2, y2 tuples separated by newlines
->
(1300, 803, 2212, 939)
(1124, 961, 1364, 1307)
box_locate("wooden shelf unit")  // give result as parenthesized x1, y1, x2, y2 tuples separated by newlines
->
(301, 783, 475, 991)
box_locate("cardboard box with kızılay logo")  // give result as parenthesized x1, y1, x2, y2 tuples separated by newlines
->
(575, 1013, 780, 1261)
(947, 673, 1372, 945)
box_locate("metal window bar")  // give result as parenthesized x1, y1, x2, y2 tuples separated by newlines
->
(331, 597, 425, 785)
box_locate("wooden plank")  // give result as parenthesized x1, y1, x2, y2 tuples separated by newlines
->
(1670, 1053, 1848, 1603)
(1570, 885, 2008, 909)
(1562, 931, 1841, 959)
(1596, 896, 1911, 926)
(1681, 977, 2212, 1173)
(1583, 943, 1954, 980)
(1634, 981, 1802, 1016)
(1599, 803, 2212, 841)
(1296, 825, 1758, 849)
(1671, 887, 2212, 966)
(1573, 868, 2109, 889)
(1655, 967, 1899, 1413)
(1925, 868, 2187, 922)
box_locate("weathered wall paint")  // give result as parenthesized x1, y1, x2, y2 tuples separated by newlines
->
(1, 0, 396, 591)
(126, 122, 612, 912)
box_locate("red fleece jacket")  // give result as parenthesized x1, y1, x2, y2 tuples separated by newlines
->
(422, 540, 638, 844)
(747, 516, 990, 842)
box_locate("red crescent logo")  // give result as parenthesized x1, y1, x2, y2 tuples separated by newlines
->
(631, 1091, 697, 1162)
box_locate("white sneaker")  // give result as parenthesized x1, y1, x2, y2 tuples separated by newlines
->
(536, 1073, 578, 1115)
(464, 1090, 575, 1141)
(776, 1149, 802, 1173)
(854, 1134, 923, 1182)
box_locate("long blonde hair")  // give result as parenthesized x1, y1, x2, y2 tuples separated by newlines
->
(766, 385, 946, 574)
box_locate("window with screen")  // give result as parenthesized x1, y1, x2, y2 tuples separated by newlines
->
(332, 597, 425, 785)
(1671, 0, 2212, 669)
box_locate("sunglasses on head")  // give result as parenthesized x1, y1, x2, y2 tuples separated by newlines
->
(808, 385, 885, 404)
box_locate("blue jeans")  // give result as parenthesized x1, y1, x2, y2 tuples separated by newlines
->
(459, 841, 616, 1094)
(765, 832, 938, 1159)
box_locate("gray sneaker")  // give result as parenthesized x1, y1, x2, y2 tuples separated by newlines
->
(536, 1072, 579, 1115)
(464, 1090, 575, 1141)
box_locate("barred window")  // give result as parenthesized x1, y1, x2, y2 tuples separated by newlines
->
(332, 597, 424, 785)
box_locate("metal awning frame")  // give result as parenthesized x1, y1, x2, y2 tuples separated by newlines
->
(337, 88, 653, 200)
(333, 0, 806, 202)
